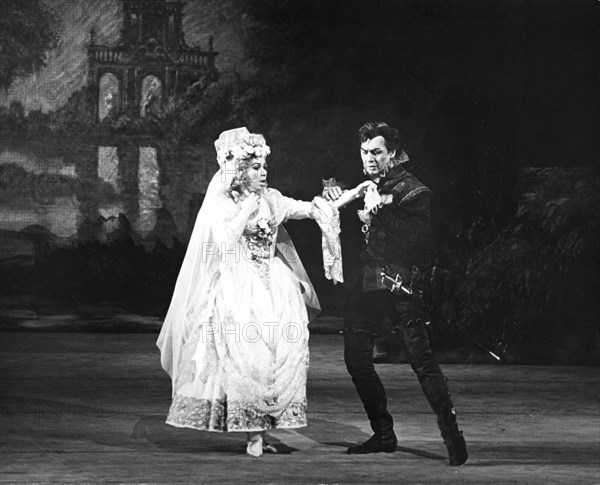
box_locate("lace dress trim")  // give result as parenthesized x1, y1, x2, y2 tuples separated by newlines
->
(166, 394, 307, 432)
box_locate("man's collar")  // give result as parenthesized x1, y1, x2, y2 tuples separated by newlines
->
(378, 164, 408, 187)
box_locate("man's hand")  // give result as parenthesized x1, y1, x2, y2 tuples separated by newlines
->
(325, 181, 375, 209)
(354, 180, 377, 198)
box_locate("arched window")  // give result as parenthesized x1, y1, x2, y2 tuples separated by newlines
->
(98, 73, 119, 121)
(140, 76, 162, 118)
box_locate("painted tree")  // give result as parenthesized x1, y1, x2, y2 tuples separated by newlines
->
(0, 0, 58, 91)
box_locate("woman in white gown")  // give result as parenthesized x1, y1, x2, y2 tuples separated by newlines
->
(157, 127, 345, 457)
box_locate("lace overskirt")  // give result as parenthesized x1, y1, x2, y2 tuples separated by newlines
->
(166, 256, 309, 432)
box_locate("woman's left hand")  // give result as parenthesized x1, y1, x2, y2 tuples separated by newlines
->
(240, 192, 260, 216)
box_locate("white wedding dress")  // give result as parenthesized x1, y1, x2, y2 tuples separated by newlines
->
(158, 185, 341, 432)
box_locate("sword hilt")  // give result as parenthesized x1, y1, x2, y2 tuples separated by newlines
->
(380, 270, 412, 295)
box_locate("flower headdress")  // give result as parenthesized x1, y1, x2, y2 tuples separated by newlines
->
(214, 127, 271, 168)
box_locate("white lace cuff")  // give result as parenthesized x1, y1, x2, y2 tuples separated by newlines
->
(311, 196, 343, 284)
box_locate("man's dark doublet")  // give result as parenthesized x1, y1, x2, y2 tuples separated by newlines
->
(341, 150, 466, 464)
(359, 165, 434, 292)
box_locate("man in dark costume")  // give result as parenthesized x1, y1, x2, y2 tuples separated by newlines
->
(324, 121, 468, 466)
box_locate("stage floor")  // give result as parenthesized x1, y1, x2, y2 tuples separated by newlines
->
(1, 331, 598, 484)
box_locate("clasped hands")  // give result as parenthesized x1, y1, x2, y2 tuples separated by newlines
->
(240, 179, 378, 218)
(323, 180, 377, 209)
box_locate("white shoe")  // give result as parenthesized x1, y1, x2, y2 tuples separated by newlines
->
(246, 433, 263, 458)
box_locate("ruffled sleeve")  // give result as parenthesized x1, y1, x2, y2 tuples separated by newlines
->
(310, 197, 343, 284)
(266, 189, 343, 284)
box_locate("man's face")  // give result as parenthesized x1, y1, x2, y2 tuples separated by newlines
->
(361, 136, 396, 179)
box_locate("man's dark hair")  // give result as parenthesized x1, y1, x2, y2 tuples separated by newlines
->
(359, 122, 401, 153)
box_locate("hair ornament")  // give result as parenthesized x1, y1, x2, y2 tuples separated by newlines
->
(214, 127, 270, 167)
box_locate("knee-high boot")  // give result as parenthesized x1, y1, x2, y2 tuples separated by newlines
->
(398, 320, 468, 466)
(344, 328, 397, 454)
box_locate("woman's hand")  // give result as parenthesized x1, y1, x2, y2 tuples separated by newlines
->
(324, 181, 376, 202)
(323, 186, 344, 202)
(239, 192, 260, 216)
(329, 180, 377, 209)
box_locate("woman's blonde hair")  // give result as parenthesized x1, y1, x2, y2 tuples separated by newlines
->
(224, 133, 269, 200)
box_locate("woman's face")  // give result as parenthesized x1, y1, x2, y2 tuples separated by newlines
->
(244, 157, 268, 193)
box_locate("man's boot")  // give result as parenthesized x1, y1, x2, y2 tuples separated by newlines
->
(344, 329, 398, 454)
(437, 406, 468, 466)
(346, 433, 398, 454)
(444, 430, 468, 466)
(399, 319, 469, 466)
(346, 418, 397, 454)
